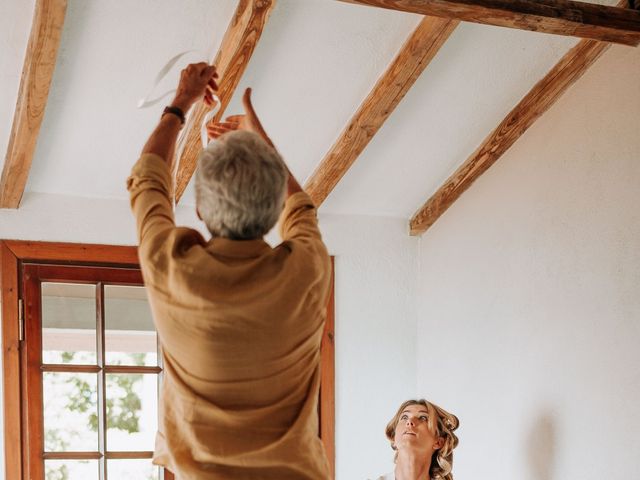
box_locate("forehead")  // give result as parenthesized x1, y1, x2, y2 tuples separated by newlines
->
(401, 404, 429, 415)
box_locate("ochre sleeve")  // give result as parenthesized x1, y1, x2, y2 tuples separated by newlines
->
(278, 192, 323, 244)
(126, 153, 175, 260)
(278, 191, 330, 285)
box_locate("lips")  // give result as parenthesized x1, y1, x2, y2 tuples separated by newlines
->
(403, 431, 417, 436)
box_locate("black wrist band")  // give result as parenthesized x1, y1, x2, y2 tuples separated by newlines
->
(162, 106, 185, 125)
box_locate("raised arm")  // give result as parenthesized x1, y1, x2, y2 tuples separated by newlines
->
(207, 88, 303, 198)
(141, 63, 218, 166)
(128, 62, 218, 255)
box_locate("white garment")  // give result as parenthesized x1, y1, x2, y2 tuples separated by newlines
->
(370, 474, 393, 480)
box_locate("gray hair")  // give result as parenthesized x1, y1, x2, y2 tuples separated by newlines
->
(195, 130, 287, 240)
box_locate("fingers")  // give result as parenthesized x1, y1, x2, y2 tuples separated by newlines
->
(207, 123, 237, 140)
(204, 89, 218, 106)
(242, 88, 256, 116)
(202, 64, 217, 78)
(183, 62, 218, 85)
(204, 94, 215, 107)
(207, 126, 223, 137)
(207, 128, 224, 140)
(207, 121, 238, 130)
(185, 62, 208, 75)
(225, 115, 244, 123)
(207, 121, 239, 132)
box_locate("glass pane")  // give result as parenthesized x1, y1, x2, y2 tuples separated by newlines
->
(106, 374, 158, 451)
(44, 372, 98, 452)
(107, 459, 159, 480)
(45, 459, 98, 480)
(105, 285, 157, 366)
(42, 283, 97, 365)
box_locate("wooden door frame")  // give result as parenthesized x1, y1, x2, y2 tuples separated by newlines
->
(1, 240, 335, 479)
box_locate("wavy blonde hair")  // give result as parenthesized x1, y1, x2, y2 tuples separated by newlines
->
(385, 399, 459, 480)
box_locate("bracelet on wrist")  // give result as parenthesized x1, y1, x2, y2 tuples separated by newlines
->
(162, 106, 185, 126)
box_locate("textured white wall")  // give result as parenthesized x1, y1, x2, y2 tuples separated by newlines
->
(0, 191, 201, 245)
(320, 215, 419, 479)
(416, 45, 640, 480)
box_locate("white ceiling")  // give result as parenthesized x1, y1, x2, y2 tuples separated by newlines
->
(0, 0, 625, 221)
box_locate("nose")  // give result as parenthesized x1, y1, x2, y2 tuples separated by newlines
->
(406, 417, 415, 426)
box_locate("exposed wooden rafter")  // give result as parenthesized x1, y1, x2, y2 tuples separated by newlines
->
(0, 0, 67, 209)
(305, 16, 458, 206)
(338, 0, 640, 46)
(174, 0, 275, 202)
(409, 1, 627, 236)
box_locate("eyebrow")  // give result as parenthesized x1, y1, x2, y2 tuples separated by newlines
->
(401, 410, 429, 415)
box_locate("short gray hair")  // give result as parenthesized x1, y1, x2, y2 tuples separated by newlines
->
(195, 130, 287, 239)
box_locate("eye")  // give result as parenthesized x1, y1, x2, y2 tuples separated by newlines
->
(400, 414, 408, 421)
(419, 415, 428, 421)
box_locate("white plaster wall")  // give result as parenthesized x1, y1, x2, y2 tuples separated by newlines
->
(0, 192, 201, 245)
(0, 198, 419, 480)
(320, 215, 419, 479)
(416, 44, 640, 480)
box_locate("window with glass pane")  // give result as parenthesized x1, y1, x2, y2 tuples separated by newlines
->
(104, 285, 157, 367)
(20, 264, 174, 480)
(43, 372, 98, 453)
(42, 283, 97, 365)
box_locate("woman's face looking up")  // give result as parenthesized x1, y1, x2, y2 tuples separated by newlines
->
(393, 404, 443, 456)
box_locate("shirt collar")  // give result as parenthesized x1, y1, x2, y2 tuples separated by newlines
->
(206, 237, 272, 258)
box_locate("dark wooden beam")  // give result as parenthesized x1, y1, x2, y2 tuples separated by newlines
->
(338, 0, 640, 46)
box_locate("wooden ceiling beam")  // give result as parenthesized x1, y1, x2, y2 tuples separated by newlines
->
(0, 0, 67, 209)
(305, 16, 459, 206)
(338, 0, 640, 46)
(174, 0, 275, 202)
(409, 2, 627, 236)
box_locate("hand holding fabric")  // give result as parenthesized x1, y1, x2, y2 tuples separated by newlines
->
(172, 62, 218, 111)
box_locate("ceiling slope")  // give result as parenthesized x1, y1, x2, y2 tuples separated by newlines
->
(304, 15, 459, 206)
(0, 0, 66, 208)
(409, 2, 626, 235)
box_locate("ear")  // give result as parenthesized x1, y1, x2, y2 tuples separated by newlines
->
(434, 437, 445, 450)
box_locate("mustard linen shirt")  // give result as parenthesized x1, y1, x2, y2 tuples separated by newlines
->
(127, 154, 332, 480)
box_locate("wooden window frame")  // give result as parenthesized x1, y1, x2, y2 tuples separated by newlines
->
(1, 240, 335, 479)
(23, 263, 164, 479)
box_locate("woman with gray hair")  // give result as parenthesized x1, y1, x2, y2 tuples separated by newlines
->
(371, 399, 459, 480)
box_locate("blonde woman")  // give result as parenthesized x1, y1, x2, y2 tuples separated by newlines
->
(373, 399, 459, 480)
